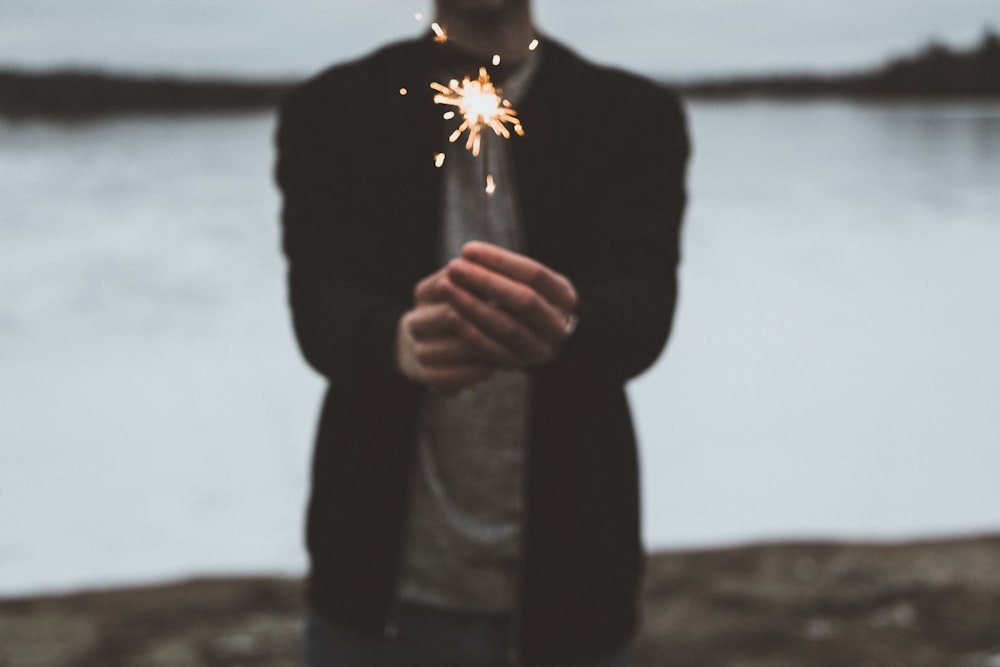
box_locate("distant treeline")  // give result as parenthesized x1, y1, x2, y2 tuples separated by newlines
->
(1, 30, 999, 118)
(0, 70, 290, 118)
(681, 30, 1000, 98)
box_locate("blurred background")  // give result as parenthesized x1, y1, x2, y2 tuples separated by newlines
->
(2, 0, 999, 601)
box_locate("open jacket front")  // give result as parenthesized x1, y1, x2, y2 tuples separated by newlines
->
(275, 34, 690, 664)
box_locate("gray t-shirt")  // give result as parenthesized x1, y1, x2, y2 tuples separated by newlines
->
(397, 55, 539, 613)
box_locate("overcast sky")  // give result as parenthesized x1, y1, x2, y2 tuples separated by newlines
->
(1, 0, 998, 79)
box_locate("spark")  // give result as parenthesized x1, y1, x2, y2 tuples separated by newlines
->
(431, 22, 447, 43)
(528, 39, 540, 51)
(485, 174, 496, 195)
(434, 153, 446, 168)
(414, 12, 424, 21)
(399, 88, 408, 96)
(430, 67, 524, 158)
(492, 54, 501, 67)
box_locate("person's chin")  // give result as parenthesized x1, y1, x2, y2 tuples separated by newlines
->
(440, 0, 521, 16)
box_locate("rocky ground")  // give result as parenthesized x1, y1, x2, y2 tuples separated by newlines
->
(2, 535, 999, 667)
(638, 535, 1000, 667)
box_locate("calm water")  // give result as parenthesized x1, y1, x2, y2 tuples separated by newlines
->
(1, 101, 999, 595)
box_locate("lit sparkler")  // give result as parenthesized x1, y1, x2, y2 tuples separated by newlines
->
(430, 67, 524, 159)
(418, 13, 537, 194)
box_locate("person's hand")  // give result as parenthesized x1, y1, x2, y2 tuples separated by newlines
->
(440, 241, 579, 368)
(396, 266, 522, 396)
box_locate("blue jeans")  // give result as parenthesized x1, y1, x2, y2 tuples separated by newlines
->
(305, 604, 634, 667)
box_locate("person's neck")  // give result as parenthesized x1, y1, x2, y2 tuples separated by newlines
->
(433, 6, 536, 64)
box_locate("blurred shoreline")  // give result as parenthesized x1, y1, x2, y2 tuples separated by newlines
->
(2, 534, 999, 666)
(1, 32, 998, 119)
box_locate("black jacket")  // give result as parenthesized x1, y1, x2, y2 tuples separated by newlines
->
(275, 34, 689, 664)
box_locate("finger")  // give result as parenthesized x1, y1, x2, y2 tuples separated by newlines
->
(396, 315, 424, 383)
(414, 336, 515, 367)
(423, 364, 495, 397)
(461, 241, 578, 311)
(443, 279, 555, 365)
(407, 302, 522, 368)
(407, 303, 461, 340)
(413, 339, 482, 366)
(446, 259, 570, 346)
(445, 306, 526, 369)
(414, 267, 450, 305)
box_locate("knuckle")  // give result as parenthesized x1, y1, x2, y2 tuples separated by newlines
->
(453, 318, 474, 340)
(443, 308, 461, 329)
(499, 320, 521, 342)
(462, 324, 485, 345)
(526, 266, 544, 288)
(513, 289, 538, 313)
(413, 342, 433, 363)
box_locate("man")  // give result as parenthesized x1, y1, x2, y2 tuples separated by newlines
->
(275, 0, 689, 664)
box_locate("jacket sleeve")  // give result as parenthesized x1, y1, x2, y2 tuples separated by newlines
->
(274, 83, 409, 391)
(547, 84, 690, 383)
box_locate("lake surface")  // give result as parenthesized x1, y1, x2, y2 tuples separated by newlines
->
(2, 100, 999, 596)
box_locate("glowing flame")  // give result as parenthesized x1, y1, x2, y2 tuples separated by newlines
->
(430, 67, 524, 158)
